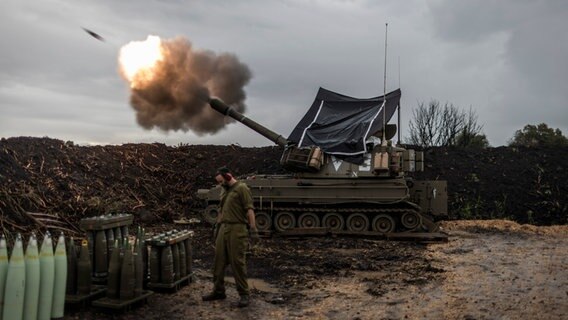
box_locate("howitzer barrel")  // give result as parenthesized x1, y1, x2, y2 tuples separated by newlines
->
(209, 98, 288, 147)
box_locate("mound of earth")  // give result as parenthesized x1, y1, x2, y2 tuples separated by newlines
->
(0, 137, 566, 235)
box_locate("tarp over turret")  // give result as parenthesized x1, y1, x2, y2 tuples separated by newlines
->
(288, 88, 401, 164)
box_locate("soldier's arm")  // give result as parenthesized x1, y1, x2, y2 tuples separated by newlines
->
(217, 211, 223, 224)
(247, 209, 257, 231)
(241, 186, 256, 230)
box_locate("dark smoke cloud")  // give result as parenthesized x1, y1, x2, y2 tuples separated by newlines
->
(128, 36, 252, 134)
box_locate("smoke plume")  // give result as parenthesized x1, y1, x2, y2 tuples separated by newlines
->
(119, 36, 252, 134)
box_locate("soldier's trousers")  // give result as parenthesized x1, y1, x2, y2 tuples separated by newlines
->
(212, 223, 249, 296)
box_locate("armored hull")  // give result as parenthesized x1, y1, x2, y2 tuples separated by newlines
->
(201, 174, 446, 235)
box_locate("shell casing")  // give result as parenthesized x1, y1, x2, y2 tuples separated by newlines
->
(106, 240, 121, 299)
(119, 244, 135, 300)
(178, 241, 187, 278)
(149, 247, 160, 284)
(172, 243, 180, 281)
(94, 230, 108, 277)
(66, 238, 78, 295)
(160, 246, 174, 284)
(77, 240, 92, 295)
(106, 229, 115, 259)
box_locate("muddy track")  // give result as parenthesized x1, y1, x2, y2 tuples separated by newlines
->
(65, 220, 567, 320)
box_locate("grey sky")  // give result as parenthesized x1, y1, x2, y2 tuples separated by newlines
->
(1, 0, 566, 147)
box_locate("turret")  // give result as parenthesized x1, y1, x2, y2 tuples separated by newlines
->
(209, 97, 423, 178)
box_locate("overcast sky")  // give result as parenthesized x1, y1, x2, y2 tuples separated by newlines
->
(1, 0, 567, 147)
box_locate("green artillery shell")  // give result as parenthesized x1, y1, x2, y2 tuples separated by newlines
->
(121, 226, 129, 241)
(160, 246, 174, 284)
(114, 227, 122, 248)
(184, 238, 192, 274)
(65, 237, 77, 295)
(77, 240, 92, 295)
(141, 228, 148, 285)
(172, 243, 180, 281)
(149, 246, 160, 284)
(106, 229, 115, 258)
(51, 232, 67, 319)
(94, 230, 107, 276)
(86, 231, 94, 274)
(119, 242, 135, 300)
(133, 230, 143, 297)
(178, 241, 187, 278)
(107, 240, 121, 299)
(38, 232, 55, 320)
(0, 234, 9, 320)
(2, 233, 26, 320)
(24, 233, 40, 320)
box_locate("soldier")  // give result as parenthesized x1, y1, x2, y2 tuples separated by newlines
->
(202, 167, 259, 308)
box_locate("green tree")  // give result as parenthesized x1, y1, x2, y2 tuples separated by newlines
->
(508, 123, 568, 147)
(455, 132, 490, 148)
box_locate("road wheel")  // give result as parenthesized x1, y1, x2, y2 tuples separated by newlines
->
(401, 211, 422, 230)
(346, 213, 369, 232)
(298, 213, 320, 228)
(322, 213, 345, 231)
(202, 205, 220, 225)
(255, 212, 272, 232)
(274, 211, 296, 232)
(372, 214, 396, 233)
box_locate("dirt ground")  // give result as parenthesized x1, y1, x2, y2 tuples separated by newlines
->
(65, 219, 568, 320)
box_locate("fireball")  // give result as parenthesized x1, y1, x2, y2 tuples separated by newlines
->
(118, 35, 164, 89)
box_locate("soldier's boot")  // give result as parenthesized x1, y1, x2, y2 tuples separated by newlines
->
(202, 292, 227, 301)
(234, 295, 249, 308)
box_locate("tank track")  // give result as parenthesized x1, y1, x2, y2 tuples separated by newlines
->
(203, 202, 447, 242)
(256, 201, 441, 235)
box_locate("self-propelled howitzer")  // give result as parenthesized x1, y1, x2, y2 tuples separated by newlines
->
(200, 92, 447, 239)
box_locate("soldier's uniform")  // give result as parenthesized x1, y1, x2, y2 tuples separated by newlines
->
(212, 181, 254, 297)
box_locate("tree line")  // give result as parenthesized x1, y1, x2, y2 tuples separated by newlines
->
(406, 100, 568, 148)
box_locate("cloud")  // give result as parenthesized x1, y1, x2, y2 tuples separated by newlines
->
(0, 0, 566, 147)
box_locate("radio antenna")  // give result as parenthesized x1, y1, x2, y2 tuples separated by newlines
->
(382, 23, 388, 144)
(398, 55, 401, 145)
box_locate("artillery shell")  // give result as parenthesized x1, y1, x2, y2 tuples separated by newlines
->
(38, 232, 55, 320)
(133, 229, 143, 296)
(149, 246, 160, 284)
(160, 246, 174, 284)
(106, 229, 115, 258)
(107, 240, 121, 299)
(94, 230, 107, 276)
(121, 226, 129, 241)
(51, 232, 67, 319)
(0, 234, 9, 320)
(24, 234, 40, 320)
(141, 228, 148, 284)
(3, 233, 26, 320)
(172, 243, 180, 281)
(114, 227, 122, 248)
(77, 240, 92, 295)
(119, 242, 135, 300)
(86, 231, 94, 273)
(66, 237, 77, 295)
(184, 238, 192, 274)
(178, 241, 187, 278)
